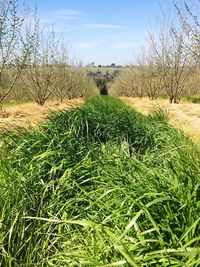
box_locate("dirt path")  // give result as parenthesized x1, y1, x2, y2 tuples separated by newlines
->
(122, 97, 200, 143)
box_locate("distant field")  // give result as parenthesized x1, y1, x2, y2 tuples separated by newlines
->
(86, 66, 122, 74)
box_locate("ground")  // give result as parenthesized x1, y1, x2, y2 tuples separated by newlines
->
(0, 99, 84, 130)
(0, 97, 200, 144)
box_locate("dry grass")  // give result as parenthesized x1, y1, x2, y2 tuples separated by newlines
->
(122, 97, 200, 143)
(0, 99, 84, 130)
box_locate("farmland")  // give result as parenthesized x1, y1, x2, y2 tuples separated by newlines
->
(0, 98, 84, 129)
(0, 0, 200, 266)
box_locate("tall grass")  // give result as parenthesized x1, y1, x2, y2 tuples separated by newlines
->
(0, 96, 199, 266)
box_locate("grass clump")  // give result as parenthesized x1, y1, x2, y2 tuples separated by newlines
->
(0, 96, 200, 266)
(184, 95, 200, 104)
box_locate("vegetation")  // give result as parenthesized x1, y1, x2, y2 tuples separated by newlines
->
(184, 95, 200, 104)
(53, 67, 98, 101)
(110, 67, 154, 98)
(87, 68, 119, 95)
(1, 0, 200, 107)
(1, 0, 200, 265)
(0, 96, 199, 266)
(0, 0, 98, 111)
(110, 66, 200, 100)
(0, 0, 32, 107)
(110, 0, 200, 103)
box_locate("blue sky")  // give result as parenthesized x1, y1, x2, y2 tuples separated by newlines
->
(29, 0, 174, 65)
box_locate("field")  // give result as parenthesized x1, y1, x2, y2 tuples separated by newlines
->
(0, 96, 199, 266)
(1, 0, 200, 264)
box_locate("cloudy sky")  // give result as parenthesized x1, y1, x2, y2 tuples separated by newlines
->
(29, 0, 174, 66)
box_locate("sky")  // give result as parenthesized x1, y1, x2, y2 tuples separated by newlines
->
(28, 0, 175, 66)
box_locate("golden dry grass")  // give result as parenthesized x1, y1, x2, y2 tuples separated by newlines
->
(0, 99, 84, 130)
(122, 97, 200, 144)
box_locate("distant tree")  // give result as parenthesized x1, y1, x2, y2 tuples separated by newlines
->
(96, 78, 108, 95)
(87, 62, 95, 67)
(148, 12, 196, 103)
(21, 18, 60, 106)
(0, 0, 31, 108)
(174, 0, 200, 61)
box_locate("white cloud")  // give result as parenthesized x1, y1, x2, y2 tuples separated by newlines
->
(85, 23, 122, 29)
(37, 8, 83, 33)
(42, 9, 82, 21)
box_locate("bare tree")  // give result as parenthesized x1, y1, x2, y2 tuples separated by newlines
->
(174, 0, 200, 61)
(109, 67, 137, 97)
(185, 70, 200, 95)
(20, 14, 60, 106)
(143, 65, 164, 100)
(148, 13, 196, 103)
(53, 67, 75, 102)
(139, 43, 164, 100)
(110, 66, 147, 98)
(0, 0, 31, 109)
(51, 41, 71, 102)
(50, 42, 97, 102)
(135, 53, 148, 98)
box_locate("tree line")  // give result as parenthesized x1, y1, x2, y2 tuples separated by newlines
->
(0, 0, 97, 113)
(111, 0, 200, 103)
(1, 0, 200, 110)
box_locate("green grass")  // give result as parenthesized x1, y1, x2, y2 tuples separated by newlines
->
(158, 94, 168, 100)
(2, 99, 34, 107)
(184, 95, 200, 104)
(0, 96, 200, 266)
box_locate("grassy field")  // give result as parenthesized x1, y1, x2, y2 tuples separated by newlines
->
(0, 96, 199, 266)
